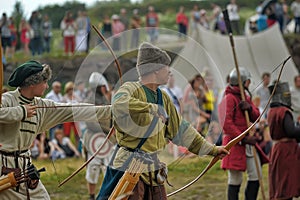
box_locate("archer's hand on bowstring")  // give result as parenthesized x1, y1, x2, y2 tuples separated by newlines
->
(24, 104, 37, 118)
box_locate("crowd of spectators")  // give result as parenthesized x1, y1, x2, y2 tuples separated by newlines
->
(2, 1, 300, 62)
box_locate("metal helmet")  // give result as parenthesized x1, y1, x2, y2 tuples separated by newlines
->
(229, 67, 251, 86)
(268, 81, 291, 107)
(88, 72, 109, 91)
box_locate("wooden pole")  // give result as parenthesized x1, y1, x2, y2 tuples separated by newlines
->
(223, 9, 266, 200)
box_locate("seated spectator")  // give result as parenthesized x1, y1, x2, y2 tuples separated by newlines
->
(51, 128, 80, 160)
(30, 132, 51, 160)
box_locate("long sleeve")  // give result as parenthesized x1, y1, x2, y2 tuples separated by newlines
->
(283, 112, 300, 141)
(38, 99, 111, 133)
(0, 106, 26, 123)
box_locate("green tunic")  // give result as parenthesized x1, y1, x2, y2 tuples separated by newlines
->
(0, 89, 111, 200)
(112, 82, 218, 184)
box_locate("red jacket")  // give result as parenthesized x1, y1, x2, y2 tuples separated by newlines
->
(218, 85, 260, 171)
(176, 13, 188, 26)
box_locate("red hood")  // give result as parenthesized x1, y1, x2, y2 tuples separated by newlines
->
(225, 85, 243, 97)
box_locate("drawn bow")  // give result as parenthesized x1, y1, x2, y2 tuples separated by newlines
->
(58, 24, 122, 187)
(167, 56, 291, 197)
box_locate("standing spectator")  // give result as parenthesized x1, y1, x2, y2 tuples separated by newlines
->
(29, 11, 43, 56)
(119, 8, 129, 50)
(291, 0, 300, 34)
(99, 15, 112, 47)
(274, 1, 285, 32)
(199, 9, 209, 30)
(183, 75, 210, 132)
(210, 3, 222, 32)
(281, 0, 290, 32)
(84, 11, 91, 53)
(191, 4, 200, 34)
(111, 14, 124, 51)
(176, 6, 189, 37)
(226, 0, 241, 35)
(75, 10, 87, 53)
(0, 13, 12, 57)
(217, 13, 227, 35)
(60, 11, 77, 56)
(267, 81, 300, 200)
(45, 81, 64, 140)
(62, 81, 82, 148)
(84, 72, 112, 200)
(291, 75, 300, 121)
(218, 68, 262, 200)
(42, 14, 52, 53)
(146, 6, 159, 43)
(255, 72, 271, 119)
(203, 74, 216, 122)
(8, 17, 17, 59)
(19, 18, 31, 56)
(130, 9, 141, 49)
(160, 72, 183, 114)
(266, 3, 278, 28)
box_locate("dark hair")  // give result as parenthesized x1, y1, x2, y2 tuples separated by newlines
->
(294, 75, 300, 82)
(261, 72, 270, 79)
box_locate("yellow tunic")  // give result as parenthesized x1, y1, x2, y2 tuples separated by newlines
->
(112, 82, 218, 184)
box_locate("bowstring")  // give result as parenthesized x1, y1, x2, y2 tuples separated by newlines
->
(49, 31, 93, 184)
(166, 58, 287, 186)
(212, 58, 286, 137)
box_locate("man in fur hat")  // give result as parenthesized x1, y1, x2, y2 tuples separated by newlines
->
(0, 60, 111, 199)
(97, 42, 229, 199)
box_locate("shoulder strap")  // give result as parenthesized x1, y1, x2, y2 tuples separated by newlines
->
(136, 88, 163, 150)
(166, 87, 180, 106)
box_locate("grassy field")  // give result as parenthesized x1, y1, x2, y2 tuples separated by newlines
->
(34, 153, 273, 200)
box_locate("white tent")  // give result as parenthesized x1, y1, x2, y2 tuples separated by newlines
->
(171, 23, 298, 93)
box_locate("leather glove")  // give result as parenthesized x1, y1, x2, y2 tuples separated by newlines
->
(157, 105, 169, 124)
(239, 100, 252, 112)
(242, 135, 258, 145)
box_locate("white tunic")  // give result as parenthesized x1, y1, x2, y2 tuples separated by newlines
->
(0, 89, 111, 199)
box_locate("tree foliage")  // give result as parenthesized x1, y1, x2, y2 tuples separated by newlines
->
(37, 2, 86, 28)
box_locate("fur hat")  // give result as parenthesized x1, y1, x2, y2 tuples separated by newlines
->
(8, 60, 52, 87)
(136, 42, 171, 77)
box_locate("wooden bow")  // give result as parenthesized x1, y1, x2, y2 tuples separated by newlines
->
(223, 9, 266, 200)
(167, 55, 291, 197)
(58, 25, 123, 187)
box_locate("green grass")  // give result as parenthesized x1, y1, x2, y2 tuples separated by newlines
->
(34, 154, 272, 200)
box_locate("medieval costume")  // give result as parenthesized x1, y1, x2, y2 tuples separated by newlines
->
(97, 42, 228, 200)
(218, 68, 261, 200)
(267, 82, 300, 200)
(0, 61, 111, 199)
